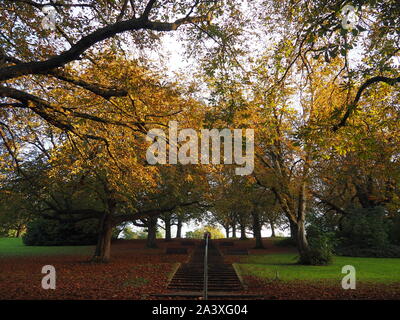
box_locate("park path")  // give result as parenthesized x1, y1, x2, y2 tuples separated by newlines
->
(166, 240, 243, 294)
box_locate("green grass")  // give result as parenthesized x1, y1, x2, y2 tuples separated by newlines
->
(236, 253, 400, 283)
(0, 237, 94, 257)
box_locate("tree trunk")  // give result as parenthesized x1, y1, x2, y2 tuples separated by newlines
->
(289, 218, 298, 242)
(296, 219, 310, 263)
(240, 224, 247, 240)
(270, 220, 276, 237)
(296, 180, 311, 264)
(176, 218, 182, 238)
(15, 224, 22, 238)
(252, 211, 264, 249)
(92, 214, 113, 262)
(146, 216, 158, 248)
(232, 224, 237, 238)
(224, 225, 230, 238)
(164, 215, 172, 241)
(92, 186, 118, 262)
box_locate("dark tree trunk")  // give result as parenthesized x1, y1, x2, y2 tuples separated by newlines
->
(164, 215, 172, 241)
(92, 186, 118, 262)
(252, 211, 264, 249)
(289, 218, 298, 242)
(146, 216, 158, 248)
(92, 213, 113, 262)
(270, 220, 276, 237)
(240, 224, 247, 240)
(224, 225, 230, 238)
(232, 224, 237, 238)
(15, 224, 22, 238)
(176, 218, 182, 238)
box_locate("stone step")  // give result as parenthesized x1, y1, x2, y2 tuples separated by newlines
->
(166, 240, 243, 294)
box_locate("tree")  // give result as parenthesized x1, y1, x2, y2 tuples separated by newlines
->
(1, 0, 399, 267)
(2, 52, 210, 261)
(23, 218, 99, 246)
(0, 179, 34, 237)
(185, 226, 224, 239)
(0, 0, 249, 149)
(257, 0, 400, 130)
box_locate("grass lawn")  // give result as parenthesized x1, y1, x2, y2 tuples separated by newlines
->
(0, 237, 94, 257)
(0, 238, 184, 299)
(236, 253, 400, 284)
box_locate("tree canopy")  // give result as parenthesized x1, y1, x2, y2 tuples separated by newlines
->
(0, 0, 399, 264)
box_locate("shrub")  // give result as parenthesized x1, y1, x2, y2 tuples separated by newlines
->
(389, 215, 400, 245)
(299, 229, 335, 265)
(333, 207, 400, 258)
(301, 215, 336, 265)
(335, 244, 400, 258)
(299, 247, 332, 265)
(23, 218, 99, 246)
(338, 206, 390, 248)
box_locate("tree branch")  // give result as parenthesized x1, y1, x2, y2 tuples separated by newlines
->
(333, 75, 400, 131)
(46, 70, 128, 98)
(0, 15, 211, 81)
(114, 200, 199, 224)
(312, 191, 349, 215)
(5, 0, 95, 9)
(142, 0, 157, 20)
(0, 86, 74, 131)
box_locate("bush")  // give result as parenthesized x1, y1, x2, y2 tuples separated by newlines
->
(389, 215, 400, 245)
(338, 206, 390, 248)
(299, 230, 335, 265)
(333, 207, 400, 258)
(301, 215, 336, 265)
(299, 247, 333, 265)
(23, 218, 99, 246)
(336, 244, 400, 258)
